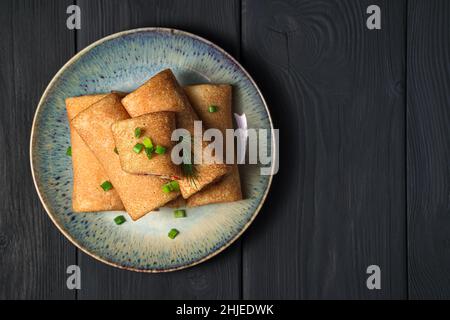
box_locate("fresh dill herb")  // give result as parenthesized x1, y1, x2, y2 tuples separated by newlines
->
(181, 163, 198, 189)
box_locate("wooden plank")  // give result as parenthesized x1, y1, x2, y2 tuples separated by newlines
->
(407, 0, 450, 299)
(0, 0, 76, 299)
(76, 0, 241, 299)
(241, 0, 407, 299)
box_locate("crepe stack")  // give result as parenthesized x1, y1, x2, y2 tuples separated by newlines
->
(66, 68, 242, 221)
(66, 94, 124, 212)
(71, 93, 179, 220)
(121, 69, 230, 199)
(184, 84, 242, 206)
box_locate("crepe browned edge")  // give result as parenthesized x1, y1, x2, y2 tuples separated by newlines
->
(71, 93, 179, 220)
(66, 94, 125, 212)
(164, 196, 187, 208)
(111, 112, 182, 177)
(121, 69, 230, 199)
(183, 84, 242, 207)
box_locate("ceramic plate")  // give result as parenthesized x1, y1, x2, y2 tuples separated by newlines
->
(30, 28, 274, 272)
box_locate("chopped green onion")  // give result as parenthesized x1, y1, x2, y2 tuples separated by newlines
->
(133, 143, 144, 154)
(66, 146, 72, 156)
(142, 137, 153, 149)
(114, 147, 119, 154)
(114, 215, 126, 225)
(168, 228, 179, 239)
(170, 180, 180, 192)
(162, 184, 172, 193)
(100, 181, 113, 191)
(134, 127, 142, 138)
(174, 209, 186, 218)
(162, 180, 180, 193)
(145, 147, 153, 159)
(208, 105, 218, 113)
(155, 145, 166, 155)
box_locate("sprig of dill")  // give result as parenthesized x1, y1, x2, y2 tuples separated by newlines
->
(181, 163, 198, 189)
(179, 133, 199, 189)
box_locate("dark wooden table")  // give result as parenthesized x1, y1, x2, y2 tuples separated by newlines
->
(1, 0, 449, 300)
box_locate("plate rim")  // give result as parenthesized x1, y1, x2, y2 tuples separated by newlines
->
(30, 27, 275, 273)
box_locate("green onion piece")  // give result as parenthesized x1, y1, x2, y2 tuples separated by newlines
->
(114, 215, 126, 225)
(170, 180, 180, 192)
(142, 137, 153, 149)
(133, 143, 144, 154)
(114, 147, 119, 154)
(168, 228, 179, 239)
(174, 209, 186, 218)
(66, 146, 72, 156)
(145, 147, 153, 159)
(155, 145, 166, 155)
(162, 184, 172, 193)
(162, 180, 180, 193)
(208, 105, 218, 113)
(134, 127, 142, 138)
(100, 181, 113, 191)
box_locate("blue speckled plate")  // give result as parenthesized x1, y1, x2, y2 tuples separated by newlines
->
(30, 28, 274, 272)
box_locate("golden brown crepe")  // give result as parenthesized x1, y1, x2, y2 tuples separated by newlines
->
(187, 166, 242, 207)
(184, 85, 233, 131)
(121, 69, 229, 199)
(183, 84, 242, 206)
(111, 112, 181, 177)
(121, 69, 188, 116)
(71, 93, 179, 220)
(66, 94, 124, 212)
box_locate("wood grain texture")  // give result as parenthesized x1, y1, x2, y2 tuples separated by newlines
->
(407, 0, 450, 299)
(76, 0, 241, 299)
(241, 0, 407, 299)
(6, 0, 450, 300)
(0, 0, 76, 299)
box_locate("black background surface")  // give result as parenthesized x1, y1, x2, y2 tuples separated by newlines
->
(0, 0, 447, 299)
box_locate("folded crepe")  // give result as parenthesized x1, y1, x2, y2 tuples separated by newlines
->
(71, 93, 179, 220)
(66, 94, 124, 212)
(111, 112, 181, 177)
(183, 84, 242, 207)
(121, 69, 190, 116)
(121, 69, 229, 199)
